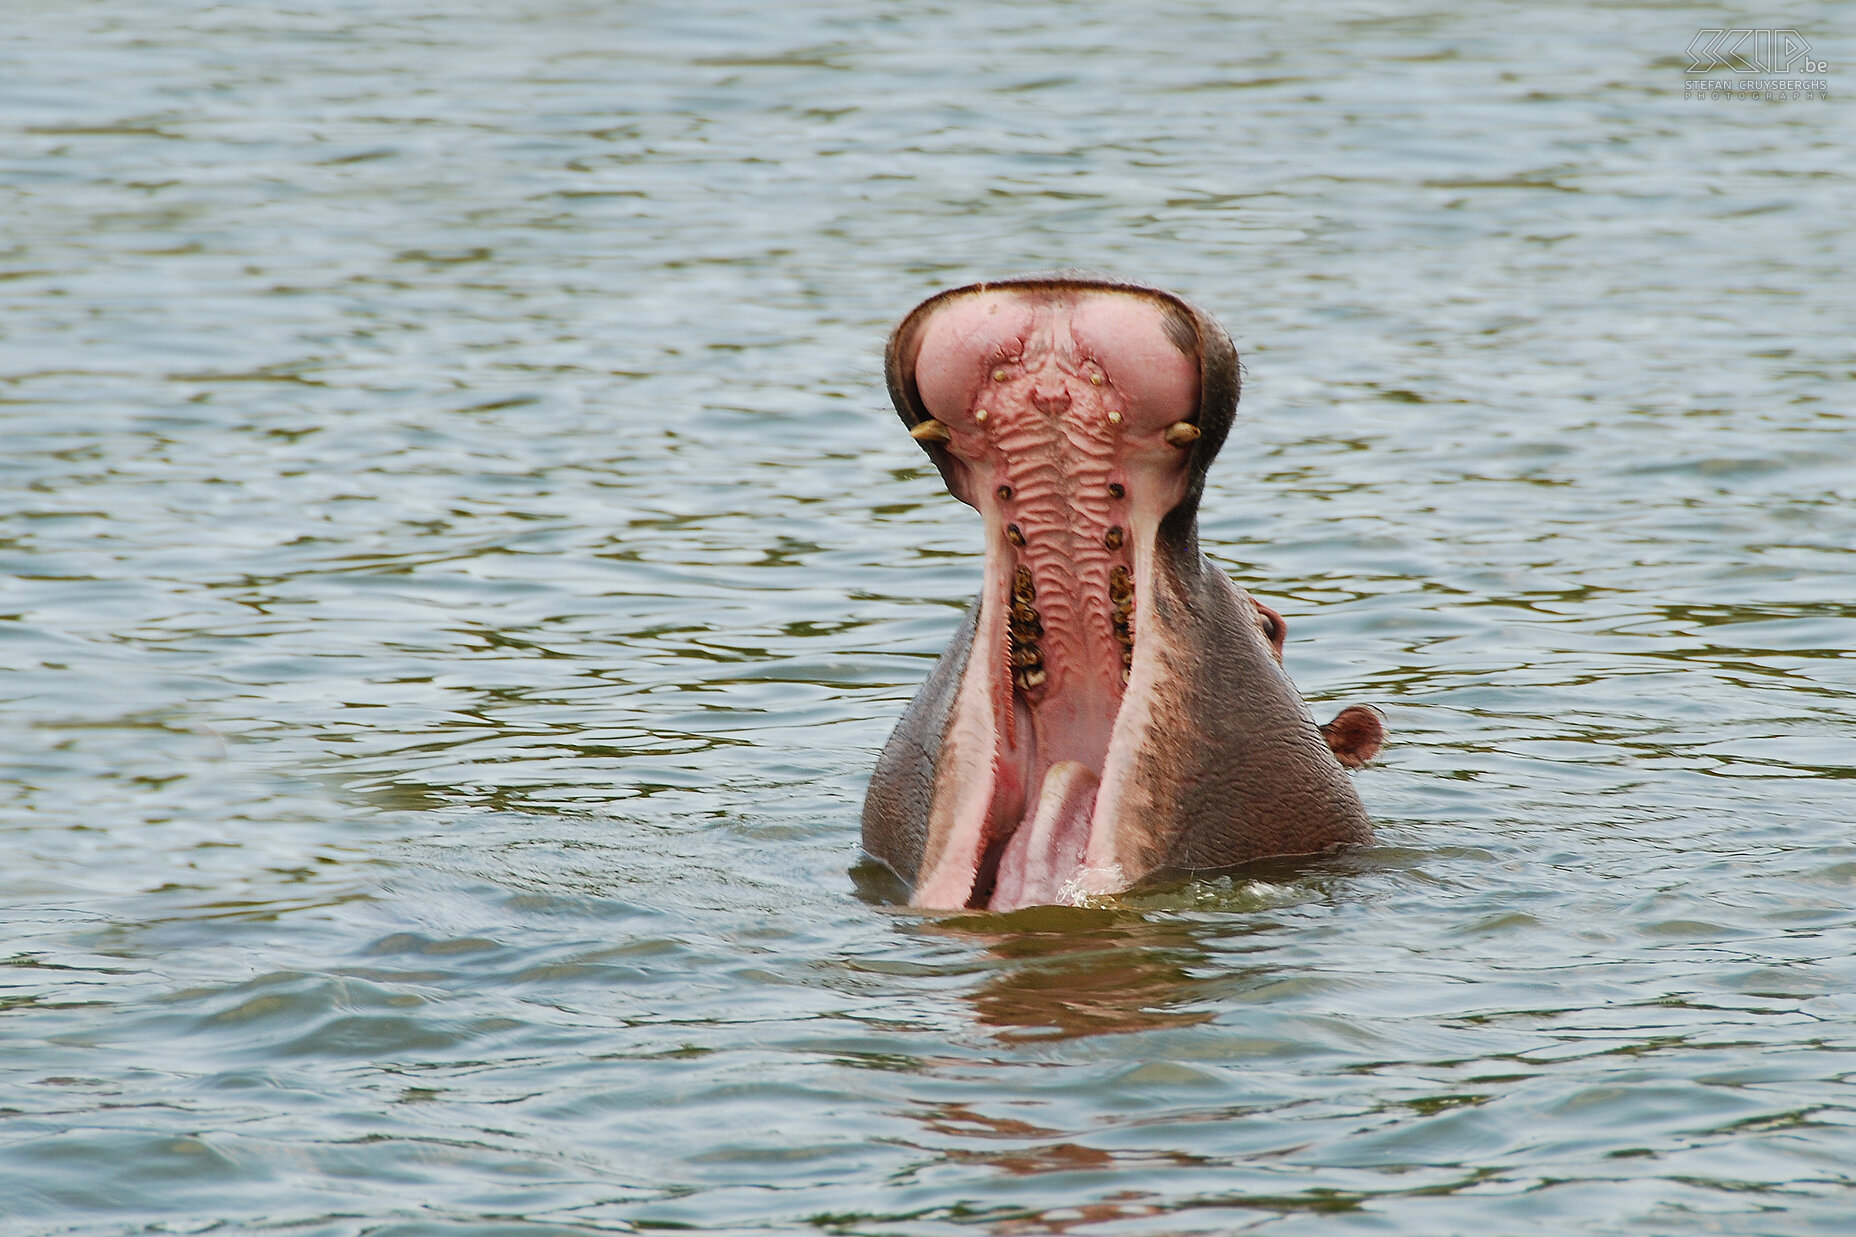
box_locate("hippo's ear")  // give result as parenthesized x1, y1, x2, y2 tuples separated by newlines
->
(1251, 599, 1286, 664)
(1320, 705, 1384, 769)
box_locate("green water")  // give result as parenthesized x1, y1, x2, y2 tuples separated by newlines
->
(3, 2, 1852, 1233)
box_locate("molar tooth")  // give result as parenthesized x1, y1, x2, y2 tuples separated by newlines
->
(1107, 410, 1122, 425)
(1109, 565, 1132, 602)
(1108, 482, 1124, 498)
(1090, 372, 1104, 386)
(1011, 644, 1043, 668)
(1006, 523, 1024, 546)
(1104, 526, 1123, 550)
(1019, 666, 1048, 690)
(1013, 567, 1035, 602)
(909, 419, 951, 443)
(993, 368, 1009, 382)
(974, 408, 990, 424)
(1163, 421, 1201, 447)
(996, 484, 1012, 500)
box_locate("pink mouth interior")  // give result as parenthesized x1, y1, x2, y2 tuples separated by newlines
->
(908, 287, 1201, 909)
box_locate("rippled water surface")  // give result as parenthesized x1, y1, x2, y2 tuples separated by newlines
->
(4, 2, 1853, 1233)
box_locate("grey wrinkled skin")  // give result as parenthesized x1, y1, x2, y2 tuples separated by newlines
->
(860, 604, 976, 887)
(1119, 531, 1373, 876)
(862, 273, 1373, 900)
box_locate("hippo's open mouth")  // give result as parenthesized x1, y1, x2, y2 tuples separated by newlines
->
(901, 286, 1220, 909)
(864, 276, 1379, 912)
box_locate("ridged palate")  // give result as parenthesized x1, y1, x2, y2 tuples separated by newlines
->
(984, 375, 1129, 697)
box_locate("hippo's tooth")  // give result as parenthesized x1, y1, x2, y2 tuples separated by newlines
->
(1163, 421, 1201, 447)
(910, 419, 952, 443)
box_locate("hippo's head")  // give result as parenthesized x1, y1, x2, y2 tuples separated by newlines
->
(863, 274, 1381, 910)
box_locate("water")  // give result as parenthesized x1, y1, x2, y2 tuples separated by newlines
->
(2, 1, 1852, 1232)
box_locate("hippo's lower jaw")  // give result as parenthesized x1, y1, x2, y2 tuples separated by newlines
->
(863, 275, 1382, 912)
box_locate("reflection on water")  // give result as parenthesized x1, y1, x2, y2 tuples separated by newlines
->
(4, 0, 1854, 1233)
(927, 906, 1223, 1041)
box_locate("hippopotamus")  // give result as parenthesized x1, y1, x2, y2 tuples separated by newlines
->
(861, 274, 1383, 911)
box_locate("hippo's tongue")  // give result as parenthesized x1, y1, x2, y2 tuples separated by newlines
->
(989, 761, 1099, 910)
(901, 284, 1203, 910)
